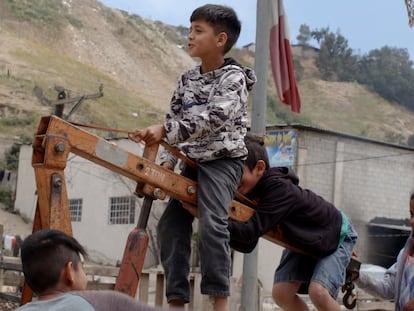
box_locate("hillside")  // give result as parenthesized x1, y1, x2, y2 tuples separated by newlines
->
(0, 0, 195, 140)
(0, 0, 413, 147)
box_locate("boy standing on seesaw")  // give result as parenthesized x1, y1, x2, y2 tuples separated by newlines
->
(133, 4, 256, 311)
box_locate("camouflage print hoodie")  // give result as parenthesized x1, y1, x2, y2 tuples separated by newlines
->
(160, 57, 257, 166)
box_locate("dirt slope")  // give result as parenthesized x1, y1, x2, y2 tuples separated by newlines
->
(0, 0, 413, 144)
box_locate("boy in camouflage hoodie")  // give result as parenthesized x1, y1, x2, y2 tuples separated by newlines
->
(133, 4, 256, 311)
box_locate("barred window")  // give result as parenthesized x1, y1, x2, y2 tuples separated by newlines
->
(108, 196, 135, 225)
(69, 198, 83, 222)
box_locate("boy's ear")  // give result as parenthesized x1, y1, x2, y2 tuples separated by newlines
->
(216, 32, 228, 48)
(63, 261, 75, 285)
(255, 160, 266, 175)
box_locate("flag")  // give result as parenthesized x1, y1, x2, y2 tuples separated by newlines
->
(269, 0, 301, 113)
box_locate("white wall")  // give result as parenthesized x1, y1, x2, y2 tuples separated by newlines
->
(15, 139, 166, 266)
(14, 145, 37, 220)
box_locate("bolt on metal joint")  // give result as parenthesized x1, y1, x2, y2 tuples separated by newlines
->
(187, 186, 196, 195)
(54, 142, 66, 153)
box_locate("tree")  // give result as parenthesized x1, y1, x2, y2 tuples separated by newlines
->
(314, 28, 356, 81)
(296, 24, 311, 47)
(310, 27, 329, 45)
(356, 47, 414, 110)
(303, 25, 414, 112)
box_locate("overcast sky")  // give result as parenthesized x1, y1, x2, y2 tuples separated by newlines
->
(100, 0, 414, 60)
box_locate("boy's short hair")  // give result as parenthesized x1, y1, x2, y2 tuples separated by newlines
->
(245, 132, 270, 171)
(190, 4, 241, 54)
(21, 229, 87, 294)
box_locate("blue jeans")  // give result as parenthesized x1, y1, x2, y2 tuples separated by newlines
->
(157, 158, 244, 302)
(274, 221, 358, 298)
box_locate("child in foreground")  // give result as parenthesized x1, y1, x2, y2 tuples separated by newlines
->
(16, 229, 171, 311)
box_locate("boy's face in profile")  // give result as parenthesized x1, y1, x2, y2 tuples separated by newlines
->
(69, 257, 88, 291)
(238, 164, 261, 195)
(188, 19, 225, 59)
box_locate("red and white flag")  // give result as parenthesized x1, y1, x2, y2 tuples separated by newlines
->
(269, 0, 301, 113)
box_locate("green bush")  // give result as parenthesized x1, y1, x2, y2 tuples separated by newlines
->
(268, 95, 313, 125)
(6, 0, 63, 27)
(0, 115, 36, 127)
(4, 143, 21, 171)
(0, 190, 14, 210)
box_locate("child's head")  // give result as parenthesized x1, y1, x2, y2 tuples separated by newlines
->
(238, 133, 270, 195)
(245, 132, 270, 171)
(21, 229, 88, 295)
(190, 4, 241, 54)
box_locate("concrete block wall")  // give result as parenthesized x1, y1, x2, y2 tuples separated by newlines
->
(296, 132, 337, 202)
(291, 127, 414, 263)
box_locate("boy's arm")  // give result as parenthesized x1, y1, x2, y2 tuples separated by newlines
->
(228, 180, 292, 242)
(228, 218, 261, 243)
(133, 124, 178, 168)
(133, 124, 165, 146)
(159, 149, 178, 169)
(355, 261, 398, 300)
(357, 245, 406, 301)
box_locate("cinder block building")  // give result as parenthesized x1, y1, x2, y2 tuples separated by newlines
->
(264, 125, 414, 267)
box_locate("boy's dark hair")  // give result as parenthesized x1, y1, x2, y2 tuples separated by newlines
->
(245, 132, 270, 171)
(190, 4, 241, 54)
(411, 191, 414, 201)
(21, 229, 87, 294)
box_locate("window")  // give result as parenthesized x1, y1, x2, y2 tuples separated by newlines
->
(69, 198, 83, 222)
(108, 196, 135, 225)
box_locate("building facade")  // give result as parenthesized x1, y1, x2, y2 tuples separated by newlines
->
(264, 125, 414, 267)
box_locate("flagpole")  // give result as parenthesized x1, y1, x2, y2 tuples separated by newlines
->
(240, 0, 270, 310)
(250, 0, 270, 136)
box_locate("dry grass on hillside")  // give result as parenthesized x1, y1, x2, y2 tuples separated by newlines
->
(0, 0, 413, 145)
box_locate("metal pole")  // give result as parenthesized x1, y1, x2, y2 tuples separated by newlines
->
(250, 0, 270, 136)
(240, 0, 270, 310)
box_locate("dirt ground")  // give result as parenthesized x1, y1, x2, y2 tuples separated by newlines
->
(0, 205, 32, 239)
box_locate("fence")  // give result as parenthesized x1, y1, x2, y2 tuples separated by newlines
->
(0, 256, 394, 311)
(0, 256, 229, 310)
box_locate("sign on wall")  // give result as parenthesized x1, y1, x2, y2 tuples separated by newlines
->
(265, 130, 296, 167)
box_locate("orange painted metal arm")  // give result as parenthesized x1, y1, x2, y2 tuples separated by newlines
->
(24, 115, 351, 305)
(33, 116, 257, 220)
(33, 116, 300, 249)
